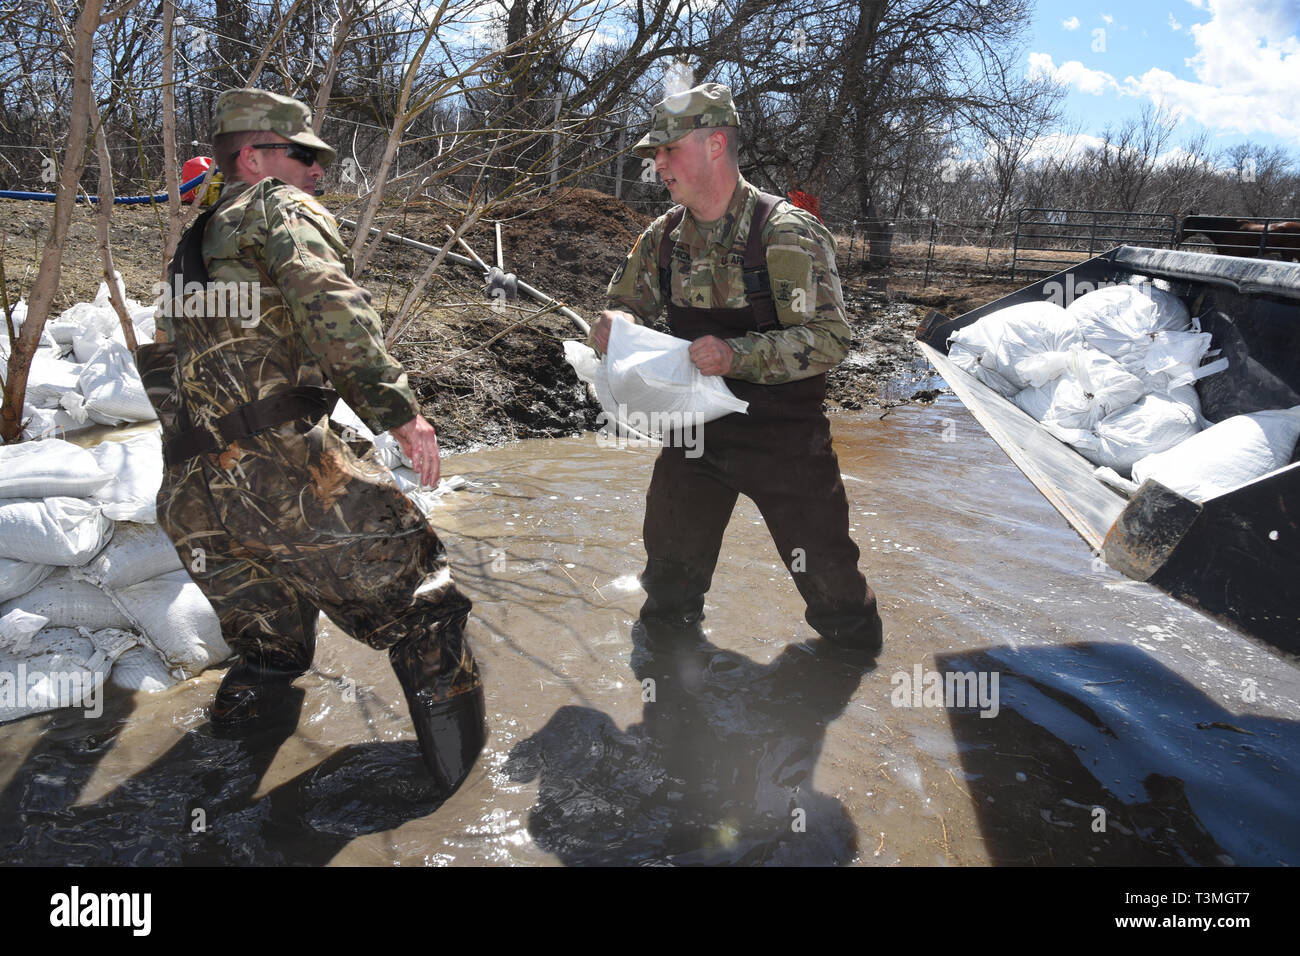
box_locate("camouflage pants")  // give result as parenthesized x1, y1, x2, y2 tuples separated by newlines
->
(152, 394, 480, 702)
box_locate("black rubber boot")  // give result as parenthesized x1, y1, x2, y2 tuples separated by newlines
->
(388, 617, 486, 795)
(210, 606, 318, 730)
(638, 557, 709, 629)
(210, 657, 311, 729)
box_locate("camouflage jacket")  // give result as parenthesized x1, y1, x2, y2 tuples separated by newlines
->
(155, 178, 420, 434)
(604, 175, 852, 384)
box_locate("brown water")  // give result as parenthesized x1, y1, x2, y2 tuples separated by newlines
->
(2, 397, 1297, 865)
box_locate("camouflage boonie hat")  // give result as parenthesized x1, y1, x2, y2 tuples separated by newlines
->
(214, 88, 336, 166)
(632, 82, 740, 158)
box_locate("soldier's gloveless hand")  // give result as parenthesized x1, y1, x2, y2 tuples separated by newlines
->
(392, 414, 441, 487)
(593, 309, 635, 354)
(688, 335, 735, 376)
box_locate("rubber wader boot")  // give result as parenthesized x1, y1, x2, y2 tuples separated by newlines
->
(210, 636, 315, 729)
(388, 620, 487, 794)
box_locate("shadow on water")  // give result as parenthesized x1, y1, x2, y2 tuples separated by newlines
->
(0, 686, 453, 865)
(502, 621, 875, 865)
(942, 643, 1300, 866)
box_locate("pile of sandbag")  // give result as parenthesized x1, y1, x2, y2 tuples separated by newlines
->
(948, 280, 1300, 502)
(3, 281, 158, 442)
(0, 435, 229, 723)
(948, 281, 1226, 474)
(0, 351, 469, 722)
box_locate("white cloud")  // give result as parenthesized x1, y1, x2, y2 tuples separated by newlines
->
(1062, 16, 1080, 30)
(1155, 0, 1300, 141)
(1032, 1, 1300, 143)
(1027, 53, 1118, 96)
(1153, 145, 1219, 169)
(1169, 13, 1183, 30)
(1020, 131, 1108, 164)
(1101, 13, 1114, 24)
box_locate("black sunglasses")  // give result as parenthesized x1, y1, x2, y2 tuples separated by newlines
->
(245, 142, 321, 166)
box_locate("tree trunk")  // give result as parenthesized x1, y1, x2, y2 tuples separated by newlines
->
(1, 0, 104, 442)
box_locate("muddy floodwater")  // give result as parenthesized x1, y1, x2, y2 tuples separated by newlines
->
(2, 396, 1296, 866)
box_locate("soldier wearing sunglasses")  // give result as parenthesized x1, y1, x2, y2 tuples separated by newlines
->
(139, 88, 486, 795)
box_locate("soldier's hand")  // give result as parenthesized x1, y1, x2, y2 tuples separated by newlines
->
(689, 335, 735, 376)
(593, 310, 634, 354)
(392, 414, 441, 488)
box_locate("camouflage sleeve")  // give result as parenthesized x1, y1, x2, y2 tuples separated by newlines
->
(597, 216, 669, 351)
(724, 212, 852, 384)
(261, 186, 421, 433)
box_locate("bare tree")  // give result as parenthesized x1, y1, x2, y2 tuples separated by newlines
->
(1, 0, 144, 442)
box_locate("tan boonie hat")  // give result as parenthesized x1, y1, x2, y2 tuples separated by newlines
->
(214, 88, 336, 166)
(632, 82, 740, 158)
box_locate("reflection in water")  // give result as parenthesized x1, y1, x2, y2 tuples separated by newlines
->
(0, 689, 455, 864)
(504, 624, 872, 865)
(945, 644, 1299, 866)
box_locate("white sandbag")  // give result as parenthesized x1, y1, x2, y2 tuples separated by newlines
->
(1077, 393, 1202, 472)
(0, 608, 50, 654)
(1132, 330, 1214, 390)
(69, 305, 121, 364)
(1, 299, 58, 359)
(0, 567, 132, 630)
(1012, 347, 1146, 431)
(87, 432, 164, 522)
(1093, 466, 1140, 495)
(565, 320, 749, 430)
(51, 300, 107, 347)
(947, 341, 1018, 396)
(78, 341, 156, 425)
(371, 433, 408, 469)
(113, 569, 229, 674)
(0, 496, 113, 565)
(1068, 284, 1191, 363)
(64, 279, 153, 362)
(566, 339, 619, 411)
(945, 301, 1082, 398)
(0, 438, 112, 499)
(1164, 384, 1206, 429)
(23, 352, 82, 408)
(1131, 406, 1300, 502)
(71, 521, 182, 590)
(0, 557, 54, 603)
(328, 397, 376, 442)
(0, 629, 97, 722)
(19, 402, 94, 441)
(128, 305, 156, 345)
(0, 625, 129, 722)
(395, 473, 469, 514)
(109, 644, 177, 693)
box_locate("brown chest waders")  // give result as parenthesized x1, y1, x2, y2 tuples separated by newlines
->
(638, 194, 882, 651)
(141, 200, 486, 792)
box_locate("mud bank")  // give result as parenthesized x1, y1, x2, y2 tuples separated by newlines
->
(3, 193, 954, 453)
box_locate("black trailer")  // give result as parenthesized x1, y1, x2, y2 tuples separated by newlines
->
(915, 245, 1300, 654)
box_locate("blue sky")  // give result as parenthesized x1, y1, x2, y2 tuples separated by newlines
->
(1020, 0, 1300, 162)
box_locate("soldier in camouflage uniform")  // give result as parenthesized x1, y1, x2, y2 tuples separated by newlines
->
(591, 83, 883, 652)
(137, 88, 485, 793)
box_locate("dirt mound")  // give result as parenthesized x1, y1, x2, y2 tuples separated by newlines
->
(482, 187, 653, 313)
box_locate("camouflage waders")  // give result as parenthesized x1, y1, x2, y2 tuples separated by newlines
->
(140, 173, 484, 790)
